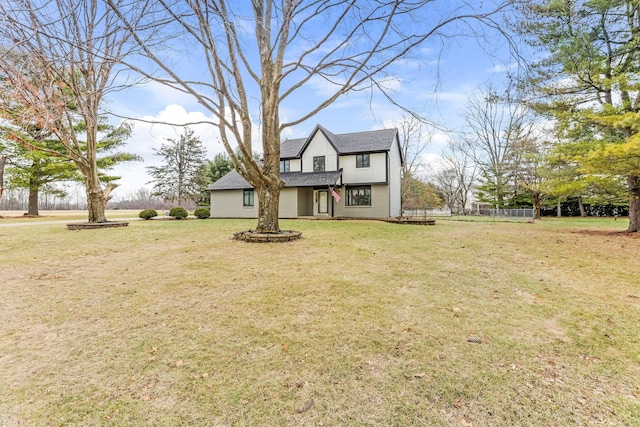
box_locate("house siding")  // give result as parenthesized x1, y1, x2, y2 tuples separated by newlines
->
(333, 184, 390, 218)
(279, 188, 299, 218)
(211, 190, 257, 218)
(388, 136, 402, 217)
(301, 132, 338, 172)
(289, 159, 302, 172)
(340, 152, 387, 183)
(211, 188, 302, 218)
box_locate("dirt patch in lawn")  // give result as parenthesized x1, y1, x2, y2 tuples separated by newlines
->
(576, 229, 640, 239)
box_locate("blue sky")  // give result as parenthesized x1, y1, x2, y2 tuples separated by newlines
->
(107, 3, 516, 200)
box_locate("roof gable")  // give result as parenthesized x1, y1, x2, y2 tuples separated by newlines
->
(280, 125, 398, 159)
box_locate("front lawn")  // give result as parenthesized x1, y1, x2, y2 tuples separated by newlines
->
(1, 218, 638, 425)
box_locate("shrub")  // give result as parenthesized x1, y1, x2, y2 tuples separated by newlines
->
(194, 207, 210, 219)
(138, 209, 158, 220)
(169, 206, 189, 219)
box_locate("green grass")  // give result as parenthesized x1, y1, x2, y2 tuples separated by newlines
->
(1, 218, 639, 426)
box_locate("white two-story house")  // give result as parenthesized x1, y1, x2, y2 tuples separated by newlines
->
(208, 125, 403, 218)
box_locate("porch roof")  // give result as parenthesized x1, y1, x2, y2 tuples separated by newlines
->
(208, 170, 342, 191)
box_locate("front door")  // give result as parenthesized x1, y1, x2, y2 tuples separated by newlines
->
(318, 190, 328, 214)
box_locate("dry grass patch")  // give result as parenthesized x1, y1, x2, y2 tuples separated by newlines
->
(1, 218, 639, 425)
(0, 209, 142, 222)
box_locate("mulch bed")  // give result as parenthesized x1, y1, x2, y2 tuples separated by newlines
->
(233, 230, 302, 243)
(67, 222, 129, 230)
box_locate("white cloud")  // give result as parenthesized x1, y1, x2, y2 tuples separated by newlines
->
(420, 153, 446, 178)
(489, 62, 518, 74)
(110, 104, 259, 198)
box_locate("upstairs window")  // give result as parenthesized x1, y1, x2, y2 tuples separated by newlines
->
(280, 159, 290, 172)
(243, 189, 254, 207)
(356, 153, 370, 168)
(313, 156, 325, 172)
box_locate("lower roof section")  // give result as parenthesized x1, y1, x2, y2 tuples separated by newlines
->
(208, 170, 343, 191)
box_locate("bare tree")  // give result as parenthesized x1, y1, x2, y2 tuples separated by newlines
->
(434, 142, 478, 214)
(396, 115, 433, 176)
(106, 0, 514, 233)
(0, 0, 145, 223)
(394, 115, 436, 209)
(459, 87, 537, 208)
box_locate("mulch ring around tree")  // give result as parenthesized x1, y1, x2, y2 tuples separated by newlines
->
(67, 221, 129, 230)
(233, 229, 302, 243)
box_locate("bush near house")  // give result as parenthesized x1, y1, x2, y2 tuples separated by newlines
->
(169, 206, 189, 219)
(193, 207, 210, 219)
(138, 209, 158, 220)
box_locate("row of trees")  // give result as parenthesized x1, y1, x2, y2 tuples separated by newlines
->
(0, 122, 236, 212)
(427, 0, 640, 229)
(522, 0, 640, 231)
(428, 86, 628, 220)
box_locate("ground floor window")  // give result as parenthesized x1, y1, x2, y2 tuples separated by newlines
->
(243, 189, 254, 207)
(346, 185, 371, 206)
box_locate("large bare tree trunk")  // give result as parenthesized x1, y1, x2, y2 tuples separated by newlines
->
(80, 157, 109, 223)
(627, 175, 640, 232)
(0, 154, 5, 201)
(255, 183, 282, 233)
(85, 173, 107, 223)
(251, 104, 284, 233)
(86, 182, 108, 223)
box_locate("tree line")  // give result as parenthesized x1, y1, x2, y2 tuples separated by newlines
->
(0, 124, 236, 212)
(401, 0, 640, 229)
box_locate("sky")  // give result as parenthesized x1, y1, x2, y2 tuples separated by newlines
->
(104, 2, 517, 201)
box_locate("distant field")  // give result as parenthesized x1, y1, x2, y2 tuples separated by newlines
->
(1, 218, 638, 425)
(0, 209, 141, 221)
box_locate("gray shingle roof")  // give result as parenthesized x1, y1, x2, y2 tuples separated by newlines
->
(281, 125, 398, 158)
(283, 170, 342, 187)
(208, 170, 342, 191)
(334, 128, 399, 154)
(208, 169, 251, 190)
(280, 137, 306, 158)
(209, 125, 399, 191)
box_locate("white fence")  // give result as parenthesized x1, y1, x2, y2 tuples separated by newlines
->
(404, 208, 535, 223)
(477, 208, 535, 221)
(403, 208, 452, 217)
